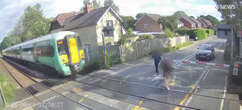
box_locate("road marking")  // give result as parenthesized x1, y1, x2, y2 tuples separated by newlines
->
(72, 88, 82, 93)
(79, 94, 88, 103)
(174, 70, 207, 110)
(219, 76, 227, 110)
(202, 70, 209, 81)
(133, 100, 146, 110)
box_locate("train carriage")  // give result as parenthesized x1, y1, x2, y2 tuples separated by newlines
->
(3, 31, 85, 76)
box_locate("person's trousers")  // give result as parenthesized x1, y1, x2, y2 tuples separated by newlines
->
(154, 62, 159, 73)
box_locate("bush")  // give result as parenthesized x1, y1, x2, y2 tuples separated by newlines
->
(82, 61, 101, 73)
(164, 28, 175, 38)
(207, 29, 215, 36)
(176, 29, 196, 39)
(118, 36, 128, 45)
(127, 28, 134, 35)
(139, 34, 154, 39)
(194, 29, 207, 40)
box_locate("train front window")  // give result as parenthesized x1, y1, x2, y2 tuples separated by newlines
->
(57, 40, 66, 55)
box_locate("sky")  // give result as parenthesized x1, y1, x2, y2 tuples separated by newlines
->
(0, 0, 221, 43)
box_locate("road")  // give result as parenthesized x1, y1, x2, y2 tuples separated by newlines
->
(5, 36, 241, 110)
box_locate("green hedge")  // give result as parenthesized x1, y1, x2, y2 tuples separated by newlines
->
(176, 28, 214, 40)
(194, 29, 207, 40)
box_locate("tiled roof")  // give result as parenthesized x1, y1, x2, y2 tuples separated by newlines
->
(63, 7, 110, 30)
(56, 12, 78, 26)
(146, 14, 161, 22)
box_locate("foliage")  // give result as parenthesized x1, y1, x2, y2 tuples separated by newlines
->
(161, 42, 193, 52)
(135, 13, 146, 20)
(127, 28, 134, 35)
(200, 15, 220, 26)
(173, 11, 188, 17)
(0, 73, 17, 104)
(206, 29, 215, 36)
(194, 29, 207, 40)
(158, 16, 178, 32)
(0, 4, 50, 51)
(139, 34, 154, 39)
(175, 29, 191, 36)
(92, 0, 101, 9)
(104, 0, 119, 13)
(121, 16, 136, 30)
(81, 61, 101, 73)
(164, 28, 175, 38)
(118, 36, 128, 45)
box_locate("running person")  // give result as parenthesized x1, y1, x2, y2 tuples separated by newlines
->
(159, 56, 174, 90)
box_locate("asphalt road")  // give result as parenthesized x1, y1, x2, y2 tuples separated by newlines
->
(5, 36, 241, 110)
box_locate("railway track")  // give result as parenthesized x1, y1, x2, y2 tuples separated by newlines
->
(2, 58, 92, 110)
(3, 57, 237, 110)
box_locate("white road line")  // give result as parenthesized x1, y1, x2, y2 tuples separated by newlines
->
(220, 76, 227, 110)
(182, 70, 208, 110)
(202, 70, 209, 81)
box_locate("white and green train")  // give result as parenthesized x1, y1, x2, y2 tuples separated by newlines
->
(2, 31, 85, 76)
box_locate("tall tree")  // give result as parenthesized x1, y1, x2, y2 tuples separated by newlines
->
(173, 11, 188, 17)
(0, 3, 50, 50)
(104, 0, 119, 13)
(158, 16, 178, 32)
(121, 16, 136, 30)
(21, 3, 50, 41)
(199, 15, 220, 26)
(92, 0, 101, 9)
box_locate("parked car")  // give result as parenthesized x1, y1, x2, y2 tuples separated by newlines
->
(196, 44, 215, 61)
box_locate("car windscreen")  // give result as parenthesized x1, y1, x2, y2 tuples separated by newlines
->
(199, 45, 211, 50)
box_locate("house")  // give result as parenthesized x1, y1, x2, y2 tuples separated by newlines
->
(178, 17, 196, 29)
(49, 12, 78, 33)
(177, 19, 184, 28)
(189, 17, 202, 28)
(49, 4, 125, 62)
(197, 18, 213, 28)
(135, 14, 163, 33)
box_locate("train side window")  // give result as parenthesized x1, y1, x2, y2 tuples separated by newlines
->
(36, 41, 54, 57)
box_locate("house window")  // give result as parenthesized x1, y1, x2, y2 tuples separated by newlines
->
(104, 20, 114, 37)
(107, 20, 113, 28)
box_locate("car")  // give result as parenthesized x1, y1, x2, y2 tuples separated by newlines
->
(196, 44, 215, 61)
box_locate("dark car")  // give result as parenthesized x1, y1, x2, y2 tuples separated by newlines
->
(196, 44, 215, 61)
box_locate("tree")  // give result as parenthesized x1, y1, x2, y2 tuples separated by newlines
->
(158, 16, 178, 32)
(83, 0, 90, 5)
(173, 11, 188, 17)
(21, 4, 50, 41)
(104, 0, 119, 13)
(121, 16, 136, 30)
(0, 3, 50, 50)
(92, 0, 101, 9)
(199, 15, 220, 26)
(136, 13, 146, 20)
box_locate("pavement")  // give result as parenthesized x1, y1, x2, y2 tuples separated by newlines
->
(5, 36, 241, 110)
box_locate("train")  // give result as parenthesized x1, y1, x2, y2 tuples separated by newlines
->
(2, 31, 85, 76)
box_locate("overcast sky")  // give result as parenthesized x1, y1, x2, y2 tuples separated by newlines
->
(0, 0, 221, 43)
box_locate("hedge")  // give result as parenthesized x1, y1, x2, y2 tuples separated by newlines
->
(176, 28, 215, 40)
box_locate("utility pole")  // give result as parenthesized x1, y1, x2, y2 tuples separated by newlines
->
(102, 32, 107, 66)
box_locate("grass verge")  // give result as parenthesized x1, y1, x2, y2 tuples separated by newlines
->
(0, 73, 17, 109)
(161, 41, 193, 53)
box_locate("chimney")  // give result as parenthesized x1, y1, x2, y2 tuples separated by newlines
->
(84, 3, 94, 13)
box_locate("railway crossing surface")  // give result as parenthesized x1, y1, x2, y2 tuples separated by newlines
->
(3, 36, 241, 110)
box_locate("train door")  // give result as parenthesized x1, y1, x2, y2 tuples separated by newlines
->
(64, 36, 82, 72)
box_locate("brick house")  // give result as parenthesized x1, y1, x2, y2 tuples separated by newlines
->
(135, 14, 163, 33)
(49, 4, 125, 63)
(178, 17, 196, 29)
(49, 12, 78, 33)
(198, 18, 213, 29)
(189, 17, 202, 28)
